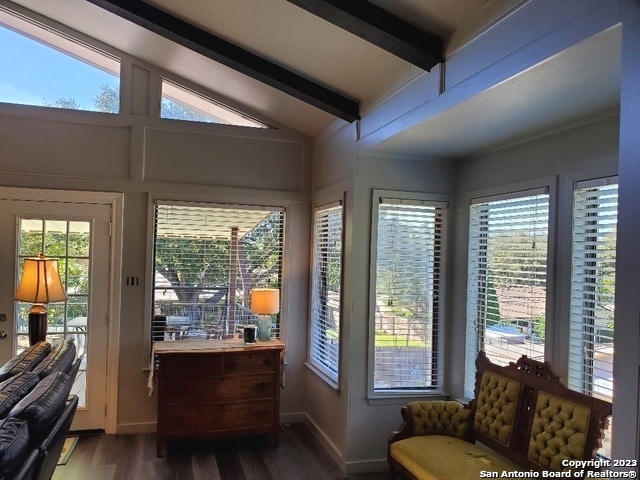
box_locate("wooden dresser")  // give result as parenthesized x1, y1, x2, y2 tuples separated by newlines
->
(153, 339, 285, 456)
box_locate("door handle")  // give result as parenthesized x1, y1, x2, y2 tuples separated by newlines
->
(0, 330, 7, 339)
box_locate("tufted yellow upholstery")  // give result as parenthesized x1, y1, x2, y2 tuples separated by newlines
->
(406, 401, 472, 440)
(390, 435, 521, 480)
(389, 355, 611, 480)
(528, 392, 590, 471)
(473, 372, 520, 446)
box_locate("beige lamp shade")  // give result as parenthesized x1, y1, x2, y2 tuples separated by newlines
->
(14, 254, 68, 304)
(250, 288, 280, 315)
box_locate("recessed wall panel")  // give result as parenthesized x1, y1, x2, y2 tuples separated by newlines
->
(144, 128, 304, 191)
(0, 116, 130, 179)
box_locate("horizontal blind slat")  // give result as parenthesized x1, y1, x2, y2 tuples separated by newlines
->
(310, 204, 343, 381)
(569, 181, 617, 408)
(374, 198, 445, 392)
(152, 202, 284, 344)
(465, 190, 549, 397)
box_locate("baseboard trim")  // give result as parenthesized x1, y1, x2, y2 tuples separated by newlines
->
(116, 414, 389, 473)
(300, 414, 347, 473)
(116, 421, 157, 434)
(344, 458, 389, 474)
(299, 414, 389, 474)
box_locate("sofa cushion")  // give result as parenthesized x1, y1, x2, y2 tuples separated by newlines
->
(390, 435, 521, 480)
(0, 371, 40, 419)
(528, 391, 591, 471)
(474, 372, 520, 446)
(406, 401, 472, 440)
(33, 338, 77, 379)
(0, 417, 30, 477)
(9, 371, 72, 443)
(0, 341, 51, 382)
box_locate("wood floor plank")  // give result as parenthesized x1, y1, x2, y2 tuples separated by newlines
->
(192, 450, 222, 480)
(237, 445, 273, 480)
(113, 433, 146, 479)
(53, 423, 391, 480)
(213, 445, 245, 480)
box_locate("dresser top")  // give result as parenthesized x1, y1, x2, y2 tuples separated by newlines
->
(153, 338, 285, 355)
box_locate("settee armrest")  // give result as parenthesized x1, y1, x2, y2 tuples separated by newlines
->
(388, 400, 473, 445)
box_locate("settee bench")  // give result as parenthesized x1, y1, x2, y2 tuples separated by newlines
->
(388, 352, 612, 480)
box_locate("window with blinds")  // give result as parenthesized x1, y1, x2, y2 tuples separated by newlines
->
(309, 202, 343, 383)
(372, 196, 446, 393)
(465, 189, 549, 397)
(569, 178, 617, 401)
(151, 201, 284, 344)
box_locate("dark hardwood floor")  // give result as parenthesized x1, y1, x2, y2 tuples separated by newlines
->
(53, 423, 392, 480)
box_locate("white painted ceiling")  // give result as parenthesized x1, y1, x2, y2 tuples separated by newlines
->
(5, 0, 621, 158)
(371, 25, 622, 158)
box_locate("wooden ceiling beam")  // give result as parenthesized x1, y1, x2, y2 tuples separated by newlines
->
(287, 0, 443, 71)
(87, 0, 360, 122)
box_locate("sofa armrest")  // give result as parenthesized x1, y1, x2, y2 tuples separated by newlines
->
(389, 400, 473, 445)
(32, 395, 79, 480)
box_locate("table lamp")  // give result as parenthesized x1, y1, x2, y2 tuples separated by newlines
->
(250, 288, 279, 341)
(14, 254, 68, 345)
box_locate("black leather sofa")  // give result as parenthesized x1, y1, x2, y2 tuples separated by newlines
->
(0, 338, 81, 480)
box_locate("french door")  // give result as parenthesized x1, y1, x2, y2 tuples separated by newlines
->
(0, 197, 111, 430)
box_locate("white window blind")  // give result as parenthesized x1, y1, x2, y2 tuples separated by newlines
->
(569, 178, 617, 401)
(465, 190, 549, 397)
(373, 197, 446, 392)
(309, 202, 343, 383)
(152, 201, 284, 344)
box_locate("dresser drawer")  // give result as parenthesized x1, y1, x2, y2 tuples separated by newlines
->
(223, 350, 279, 375)
(160, 353, 223, 377)
(161, 373, 277, 403)
(159, 399, 277, 434)
(154, 340, 285, 456)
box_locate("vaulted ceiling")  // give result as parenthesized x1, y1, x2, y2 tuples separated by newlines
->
(6, 0, 499, 137)
(5, 0, 622, 157)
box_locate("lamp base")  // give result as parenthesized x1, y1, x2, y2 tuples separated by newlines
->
(28, 312, 48, 346)
(258, 316, 272, 342)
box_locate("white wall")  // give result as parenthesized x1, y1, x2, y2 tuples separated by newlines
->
(0, 51, 312, 434)
(2, 0, 639, 472)
(308, 0, 635, 473)
(610, 0, 640, 461)
(347, 155, 454, 470)
(450, 115, 619, 397)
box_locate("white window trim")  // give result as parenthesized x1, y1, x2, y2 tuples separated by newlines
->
(568, 175, 618, 398)
(145, 197, 286, 353)
(462, 178, 557, 398)
(0, 4, 120, 75)
(307, 200, 344, 389)
(161, 78, 268, 128)
(367, 189, 449, 401)
(551, 168, 618, 377)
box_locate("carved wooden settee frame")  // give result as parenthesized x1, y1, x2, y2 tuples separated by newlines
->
(388, 352, 612, 479)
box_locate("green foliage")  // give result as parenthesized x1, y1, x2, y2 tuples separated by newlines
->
(161, 97, 218, 123)
(155, 236, 229, 303)
(93, 85, 119, 113)
(19, 226, 90, 327)
(488, 231, 548, 288)
(486, 277, 501, 326)
(43, 97, 82, 109)
(375, 331, 427, 347)
(88, 84, 219, 121)
(534, 315, 546, 340)
(154, 212, 283, 303)
(240, 212, 284, 288)
(375, 208, 437, 323)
